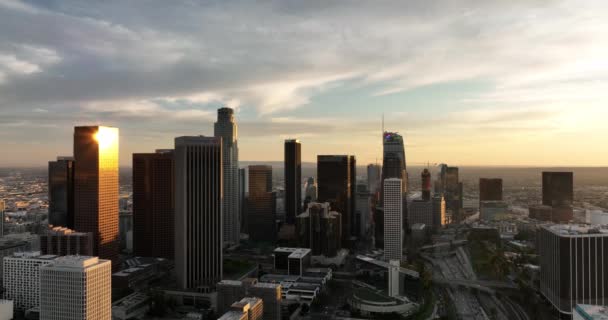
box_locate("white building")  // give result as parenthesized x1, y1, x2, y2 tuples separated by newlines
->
(3, 252, 57, 311)
(388, 260, 401, 298)
(0, 300, 13, 320)
(40, 256, 111, 320)
(573, 304, 608, 319)
(587, 210, 608, 225)
(384, 178, 403, 262)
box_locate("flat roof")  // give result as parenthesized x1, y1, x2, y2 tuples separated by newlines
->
(218, 311, 246, 320)
(575, 304, 608, 319)
(545, 224, 608, 236)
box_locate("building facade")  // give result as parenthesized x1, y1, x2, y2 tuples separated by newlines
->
(174, 136, 223, 291)
(317, 155, 354, 246)
(384, 178, 403, 262)
(73, 126, 120, 270)
(248, 165, 276, 242)
(296, 202, 342, 257)
(40, 227, 93, 256)
(479, 178, 503, 202)
(40, 256, 111, 320)
(215, 108, 240, 246)
(132, 150, 174, 259)
(367, 164, 382, 195)
(408, 200, 433, 228)
(48, 157, 75, 228)
(3, 252, 57, 311)
(284, 140, 302, 224)
(542, 172, 574, 207)
(538, 225, 608, 318)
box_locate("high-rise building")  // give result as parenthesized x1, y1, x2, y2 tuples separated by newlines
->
(349, 156, 357, 236)
(296, 202, 342, 257)
(3, 252, 58, 311)
(304, 177, 317, 202)
(432, 195, 446, 229)
(542, 172, 574, 207)
(132, 150, 174, 259)
(215, 107, 240, 246)
(239, 168, 247, 234)
(479, 178, 503, 202)
(0, 200, 4, 238)
(73, 126, 119, 270)
(538, 225, 608, 318)
(248, 165, 276, 242)
(317, 155, 354, 245)
(436, 164, 462, 222)
(408, 199, 433, 227)
(356, 184, 371, 237)
(48, 157, 75, 228)
(249, 283, 282, 320)
(421, 169, 431, 201)
(383, 178, 403, 262)
(40, 256, 111, 320)
(367, 164, 382, 194)
(382, 132, 408, 232)
(40, 227, 93, 256)
(174, 136, 223, 291)
(284, 140, 302, 224)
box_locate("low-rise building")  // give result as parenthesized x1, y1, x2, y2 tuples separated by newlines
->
(3, 252, 58, 311)
(111, 292, 151, 320)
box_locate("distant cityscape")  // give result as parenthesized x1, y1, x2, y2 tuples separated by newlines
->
(0, 108, 607, 320)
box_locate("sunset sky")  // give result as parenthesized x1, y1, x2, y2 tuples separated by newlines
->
(0, 0, 607, 167)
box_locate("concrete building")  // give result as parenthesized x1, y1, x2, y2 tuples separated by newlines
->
(215, 108, 240, 246)
(247, 165, 276, 242)
(479, 201, 509, 221)
(588, 210, 608, 225)
(273, 248, 311, 276)
(40, 227, 93, 256)
(0, 239, 31, 283)
(73, 126, 120, 270)
(388, 260, 401, 298)
(384, 179, 403, 262)
(217, 280, 248, 316)
(0, 300, 13, 320)
(231, 297, 263, 320)
(218, 311, 247, 320)
(538, 225, 608, 318)
(296, 203, 341, 258)
(284, 140, 301, 224)
(40, 256, 111, 320)
(573, 304, 608, 320)
(317, 155, 355, 246)
(48, 157, 75, 229)
(249, 283, 282, 320)
(132, 150, 174, 260)
(111, 292, 151, 320)
(408, 199, 433, 228)
(217, 280, 281, 320)
(3, 252, 57, 311)
(174, 136, 223, 291)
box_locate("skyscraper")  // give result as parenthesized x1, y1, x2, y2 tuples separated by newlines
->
(239, 168, 247, 235)
(284, 139, 302, 224)
(48, 157, 75, 228)
(542, 172, 574, 207)
(304, 177, 317, 202)
(40, 256, 111, 320)
(479, 178, 503, 202)
(248, 165, 276, 242)
(174, 136, 223, 291)
(0, 200, 4, 238)
(296, 202, 342, 257)
(367, 164, 381, 194)
(349, 155, 357, 236)
(436, 164, 462, 223)
(132, 150, 174, 259)
(384, 178, 403, 262)
(421, 168, 432, 201)
(215, 107, 240, 246)
(317, 155, 354, 245)
(382, 132, 407, 231)
(73, 126, 119, 270)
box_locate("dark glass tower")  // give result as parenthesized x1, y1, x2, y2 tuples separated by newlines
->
(421, 168, 431, 201)
(284, 140, 301, 224)
(248, 165, 276, 242)
(48, 156, 75, 228)
(479, 178, 503, 202)
(542, 172, 574, 206)
(174, 136, 223, 291)
(317, 155, 353, 245)
(73, 126, 119, 270)
(132, 150, 174, 260)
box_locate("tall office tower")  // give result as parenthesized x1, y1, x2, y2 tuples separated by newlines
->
(436, 165, 462, 222)
(356, 184, 371, 237)
(408, 199, 433, 227)
(284, 139, 302, 224)
(174, 136, 223, 291)
(432, 195, 447, 230)
(374, 207, 384, 249)
(317, 155, 353, 245)
(538, 225, 608, 318)
(73, 126, 119, 270)
(296, 202, 342, 257)
(132, 150, 174, 260)
(249, 283, 282, 320)
(248, 165, 277, 242)
(388, 260, 401, 298)
(383, 178, 403, 262)
(215, 107, 240, 246)
(349, 156, 357, 236)
(304, 177, 317, 202)
(479, 178, 503, 202)
(367, 164, 382, 194)
(382, 132, 408, 233)
(3, 252, 58, 312)
(48, 157, 75, 228)
(40, 256, 111, 320)
(421, 169, 432, 201)
(239, 168, 247, 234)
(0, 200, 4, 238)
(40, 227, 93, 256)
(542, 172, 574, 206)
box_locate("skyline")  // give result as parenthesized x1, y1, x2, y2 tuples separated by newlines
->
(1, 0, 608, 166)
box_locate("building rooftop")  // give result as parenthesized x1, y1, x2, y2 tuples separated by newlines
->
(48, 255, 106, 268)
(253, 282, 281, 289)
(218, 311, 246, 320)
(112, 292, 150, 308)
(545, 224, 608, 236)
(274, 247, 312, 259)
(218, 280, 243, 286)
(575, 304, 608, 319)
